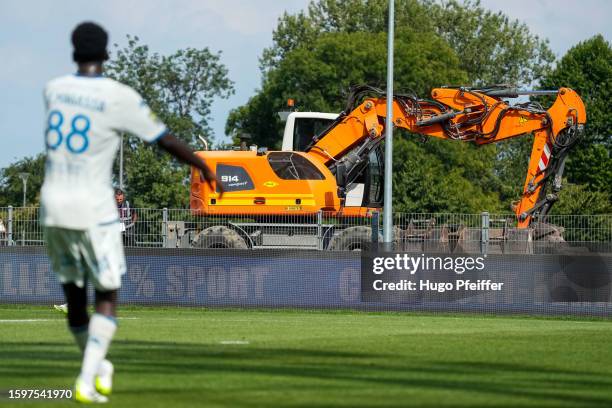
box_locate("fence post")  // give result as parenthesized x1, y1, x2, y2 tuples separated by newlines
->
(7, 206, 13, 246)
(317, 210, 323, 250)
(371, 211, 380, 246)
(481, 211, 489, 255)
(162, 208, 168, 248)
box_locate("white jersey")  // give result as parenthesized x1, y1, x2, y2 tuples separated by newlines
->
(41, 74, 167, 229)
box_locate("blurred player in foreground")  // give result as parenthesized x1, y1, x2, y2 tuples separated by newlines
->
(42, 21, 221, 403)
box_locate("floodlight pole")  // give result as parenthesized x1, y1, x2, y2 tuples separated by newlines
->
(383, 0, 395, 244)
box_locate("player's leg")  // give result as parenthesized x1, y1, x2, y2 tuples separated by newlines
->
(91, 290, 117, 395)
(77, 290, 117, 396)
(62, 283, 89, 352)
(45, 227, 88, 348)
(63, 281, 113, 402)
(76, 222, 125, 401)
(44, 226, 107, 403)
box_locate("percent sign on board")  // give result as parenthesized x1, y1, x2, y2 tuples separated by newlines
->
(128, 264, 155, 298)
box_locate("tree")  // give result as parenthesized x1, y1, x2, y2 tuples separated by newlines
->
(539, 35, 611, 197)
(428, 0, 554, 86)
(104, 36, 234, 208)
(106, 35, 234, 146)
(122, 144, 189, 209)
(228, 29, 467, 148)
(261, 0, 554, 86)
(0, 154, 45, 207)
(392, 138, 502, 213)
(553, 182, 611, 215)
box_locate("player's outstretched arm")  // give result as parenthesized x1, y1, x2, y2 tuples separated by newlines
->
(156, 134, 224, 196)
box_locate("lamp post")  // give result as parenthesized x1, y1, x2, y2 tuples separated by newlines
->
(18, 172, 29, 246)
(18, 172, 29, 208)
(383, 0, 395, 245)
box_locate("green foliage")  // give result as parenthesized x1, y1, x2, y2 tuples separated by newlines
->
(227, 29, 467, 148)
(260, 0, 554, 86)
(104, 36, 234, 208)
(540, 35, 611, 199)
(552, 182, 612, 215)
(106, 35, 234, 146)
(392, 138, 502, 213)
(550, 182, 612, 243)
(0, 154, 45, 207)
(260, 0, 432, 73)
(123, 145, 190, 209)
(494, 137, 533, 204)
(428, 0, 554, 86)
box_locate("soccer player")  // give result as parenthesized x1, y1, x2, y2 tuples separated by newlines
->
(42, 22, 221, 403)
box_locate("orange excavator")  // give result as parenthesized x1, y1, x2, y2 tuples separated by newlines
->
(188, 85, 586, 249)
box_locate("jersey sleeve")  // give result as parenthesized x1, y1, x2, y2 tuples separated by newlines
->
(113, 87, 168, 143)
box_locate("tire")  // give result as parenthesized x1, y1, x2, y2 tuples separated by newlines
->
(192, 226, 248, 249)
(328, 226, 374, 251)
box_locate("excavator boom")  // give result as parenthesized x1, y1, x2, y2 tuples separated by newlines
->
(304, 86, 586, 227)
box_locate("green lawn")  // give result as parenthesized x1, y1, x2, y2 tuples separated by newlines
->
(0, 306, 611, 407)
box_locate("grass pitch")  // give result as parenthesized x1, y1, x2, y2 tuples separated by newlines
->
(0, 306, 611, 407)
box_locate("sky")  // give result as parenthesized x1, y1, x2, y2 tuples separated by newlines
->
(0, 0, 610, 169)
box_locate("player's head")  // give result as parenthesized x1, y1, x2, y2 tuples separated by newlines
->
(115, 188, 124, 204)
(71, 22, 109, 64)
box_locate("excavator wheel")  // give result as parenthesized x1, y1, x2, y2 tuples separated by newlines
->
(533, 222, 565, 243)
(328, 226, 372, 251)
(327, 226, 391, 251)
(192, 226, 248, 249)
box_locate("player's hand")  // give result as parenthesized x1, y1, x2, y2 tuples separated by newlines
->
(200, 165, 224, 198)
(215, 177, 225, 198)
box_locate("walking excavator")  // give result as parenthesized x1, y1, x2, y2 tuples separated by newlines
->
(184, 85, 586, 251)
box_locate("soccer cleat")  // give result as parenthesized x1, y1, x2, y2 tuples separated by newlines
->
(74, 378, 108, 404)
(95, 360, 114, 396)
(54, 303, 68, 314)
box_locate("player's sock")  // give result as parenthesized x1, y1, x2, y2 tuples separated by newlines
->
(79, 314, 117, 387)
(69, 324, 89, 353)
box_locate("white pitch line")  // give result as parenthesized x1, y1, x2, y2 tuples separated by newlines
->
(0, 317, 140, 323)
(219, 340, 249, 345)
(0, 319, 56, 323)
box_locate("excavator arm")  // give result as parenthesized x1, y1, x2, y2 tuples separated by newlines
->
(305, 85, 586, 228)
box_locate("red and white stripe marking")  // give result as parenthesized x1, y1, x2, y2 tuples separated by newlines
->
(538, 142, 553, 172)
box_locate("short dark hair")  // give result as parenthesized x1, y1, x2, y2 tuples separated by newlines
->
(71, 22, 109, 63)
(115, 188, 124, 195)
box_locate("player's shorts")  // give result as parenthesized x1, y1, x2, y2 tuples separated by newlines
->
(44, 222, 126, 291)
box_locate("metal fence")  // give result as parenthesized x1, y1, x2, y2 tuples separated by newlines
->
(1, 206, 610, 253)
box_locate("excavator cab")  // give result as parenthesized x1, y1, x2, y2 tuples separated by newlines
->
(341, 144, 384, 208)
